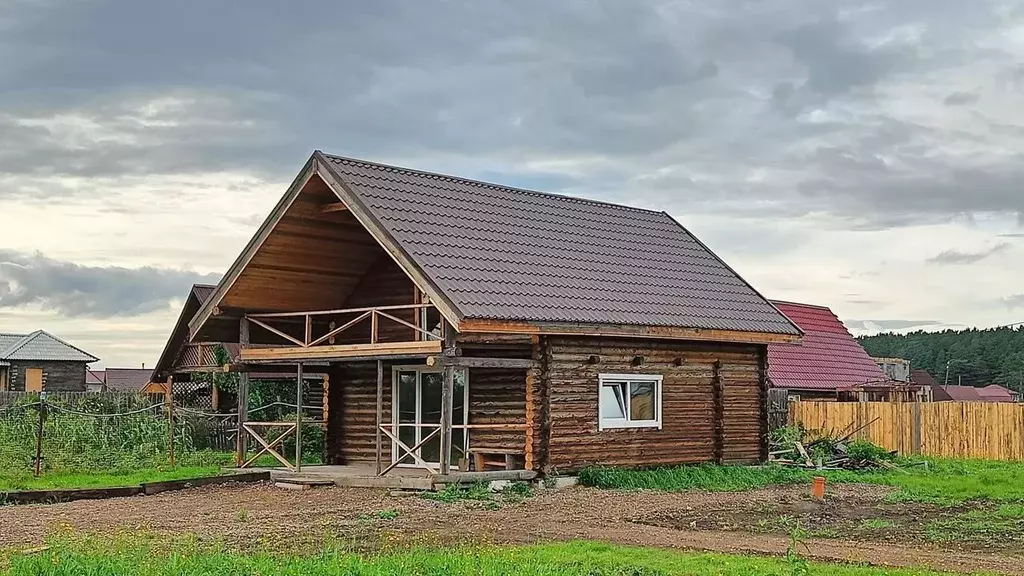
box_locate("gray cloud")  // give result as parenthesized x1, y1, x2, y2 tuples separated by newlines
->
(0, 250, 219, 317)
(944, 91, 980, 106)
(926, 243, 1010, 265)
(0, 0, 1021, 229)
(1003, 295, 1024, 310)
(845, 319, 944, 331)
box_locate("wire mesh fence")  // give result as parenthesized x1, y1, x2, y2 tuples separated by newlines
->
(0, 390, 325, 482)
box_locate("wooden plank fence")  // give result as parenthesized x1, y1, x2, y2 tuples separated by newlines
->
(789, 401, 1024, 461)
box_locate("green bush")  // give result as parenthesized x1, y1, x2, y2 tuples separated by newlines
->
(846, 439, 895, 462)
(277, 413, 325, 463)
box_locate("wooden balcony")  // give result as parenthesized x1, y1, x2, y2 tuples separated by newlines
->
(172, 342, 222, 372)
(240, 303, 444, 363)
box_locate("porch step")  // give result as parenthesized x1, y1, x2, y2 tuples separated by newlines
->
(272, 476, 335, 490)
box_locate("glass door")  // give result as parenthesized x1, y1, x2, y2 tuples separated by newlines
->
(392, 368, 467, 469)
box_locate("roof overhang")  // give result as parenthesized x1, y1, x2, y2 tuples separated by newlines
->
(459, 318, 802, 345)
(188, 152, 462, 343)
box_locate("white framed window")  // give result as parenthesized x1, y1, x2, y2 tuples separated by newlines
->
(598, 373, 663, 430)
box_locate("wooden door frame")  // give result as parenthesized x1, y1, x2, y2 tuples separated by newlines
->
(390, 365, 469, 468)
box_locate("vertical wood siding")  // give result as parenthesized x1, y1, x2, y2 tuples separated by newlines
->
(541, 337, 766, 472)
(789, 400, 1024, 461)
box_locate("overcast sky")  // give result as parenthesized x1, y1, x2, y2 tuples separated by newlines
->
(2, 0, 1024, 368)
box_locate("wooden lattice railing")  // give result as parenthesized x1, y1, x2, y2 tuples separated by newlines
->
(173, 342, 221, 370)
(246, 303, 443, 348)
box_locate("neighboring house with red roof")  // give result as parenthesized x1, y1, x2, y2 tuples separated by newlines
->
(767, 301, 922, 401)
(936, 384, 1020, 403)
(977, 384, 1021, 402)
(104, 368, 154, 392)
(86, 369, 106, 393)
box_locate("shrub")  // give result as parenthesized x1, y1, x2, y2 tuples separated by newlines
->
(846, 439, 895, 463)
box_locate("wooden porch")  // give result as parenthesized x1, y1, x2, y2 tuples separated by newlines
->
(226, 303, 537, 480)
(263, 464, 538, 491)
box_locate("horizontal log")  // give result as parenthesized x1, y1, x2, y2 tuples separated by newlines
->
(433, 470, 538, 484)
(460, 319, 800, 345)
(240, 340, 441, 361)
(426, 356, 539, 369)
(141, 471, 270, 495)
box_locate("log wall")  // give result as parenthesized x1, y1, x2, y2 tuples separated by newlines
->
(325, 361, 393, 464)
(537, 336, 767, 473)
(324, 335, 768, 473)
(460, 337, 532, 453)
(325, 339, 531, 464)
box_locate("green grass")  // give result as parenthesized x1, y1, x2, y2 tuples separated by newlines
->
(0, 466, 227, 492)
(579, 459, 1024, 505)
(421, 481, 495, 504)
(0, 450, 318, 493)
(1, 538, 971, 576)
(825, 459, 1024, 505)
(578, 463, 810, 493)
(925, 504, 1024, 546)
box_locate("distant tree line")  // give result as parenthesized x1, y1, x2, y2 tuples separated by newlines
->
(858, 326, 1024, 393)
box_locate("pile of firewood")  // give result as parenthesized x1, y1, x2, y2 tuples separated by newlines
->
(769, 418, 903, 471)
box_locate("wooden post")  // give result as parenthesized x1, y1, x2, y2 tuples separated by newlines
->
(33, 392, 46, 478)
(235, 317, 250, 467)
(712, 360, 724, 464)
(165, 380, 176, 467)
(375, 359, 384, 475)
(439, 321, 457, 475)
(912, 401, 922, 455)
(441, 365, 454, 476)
(295, 362, 304, 472)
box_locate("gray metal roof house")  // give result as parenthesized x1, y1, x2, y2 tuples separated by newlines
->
(0, 330, 99, 392)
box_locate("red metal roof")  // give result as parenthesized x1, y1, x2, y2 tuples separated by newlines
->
(767, 301, 890, 391)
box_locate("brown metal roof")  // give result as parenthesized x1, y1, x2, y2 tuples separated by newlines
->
(320, 154, 800, 336)
(104, 368, 152, 392)
(193, 284, 216, 304)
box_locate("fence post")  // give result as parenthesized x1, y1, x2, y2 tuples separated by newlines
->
(295, 363, 303, 473)
(33, 392, 46, 478)
(912, 401, 922, 455)
(165, 383, 175, 467)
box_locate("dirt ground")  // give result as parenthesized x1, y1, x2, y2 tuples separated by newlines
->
(1, 482, 1022, 575)
(637, 483, 1024, 551)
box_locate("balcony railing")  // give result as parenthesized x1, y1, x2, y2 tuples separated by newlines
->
(242, 303, 444, 360)
(173, 342, 222, 371)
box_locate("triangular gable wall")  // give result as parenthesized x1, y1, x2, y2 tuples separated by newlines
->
(189, 154, 458, 343)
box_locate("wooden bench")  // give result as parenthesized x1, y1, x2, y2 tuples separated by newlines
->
(465, 448, 525, 471)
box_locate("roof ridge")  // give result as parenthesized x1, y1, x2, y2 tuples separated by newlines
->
(319, 151, 668, 217)
(770, 300, 835, 311)
(2, 330, 42, 358)
(5, 330, 99, 363)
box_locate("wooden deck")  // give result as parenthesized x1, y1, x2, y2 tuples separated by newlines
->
(257, 464, 537, 491)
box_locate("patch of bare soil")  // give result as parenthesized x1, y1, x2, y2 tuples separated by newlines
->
(634, 483, 1012, 551)
(0, 482, 1021, 575)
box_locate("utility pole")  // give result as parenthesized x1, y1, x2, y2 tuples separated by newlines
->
(944, 360, 951, 385)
